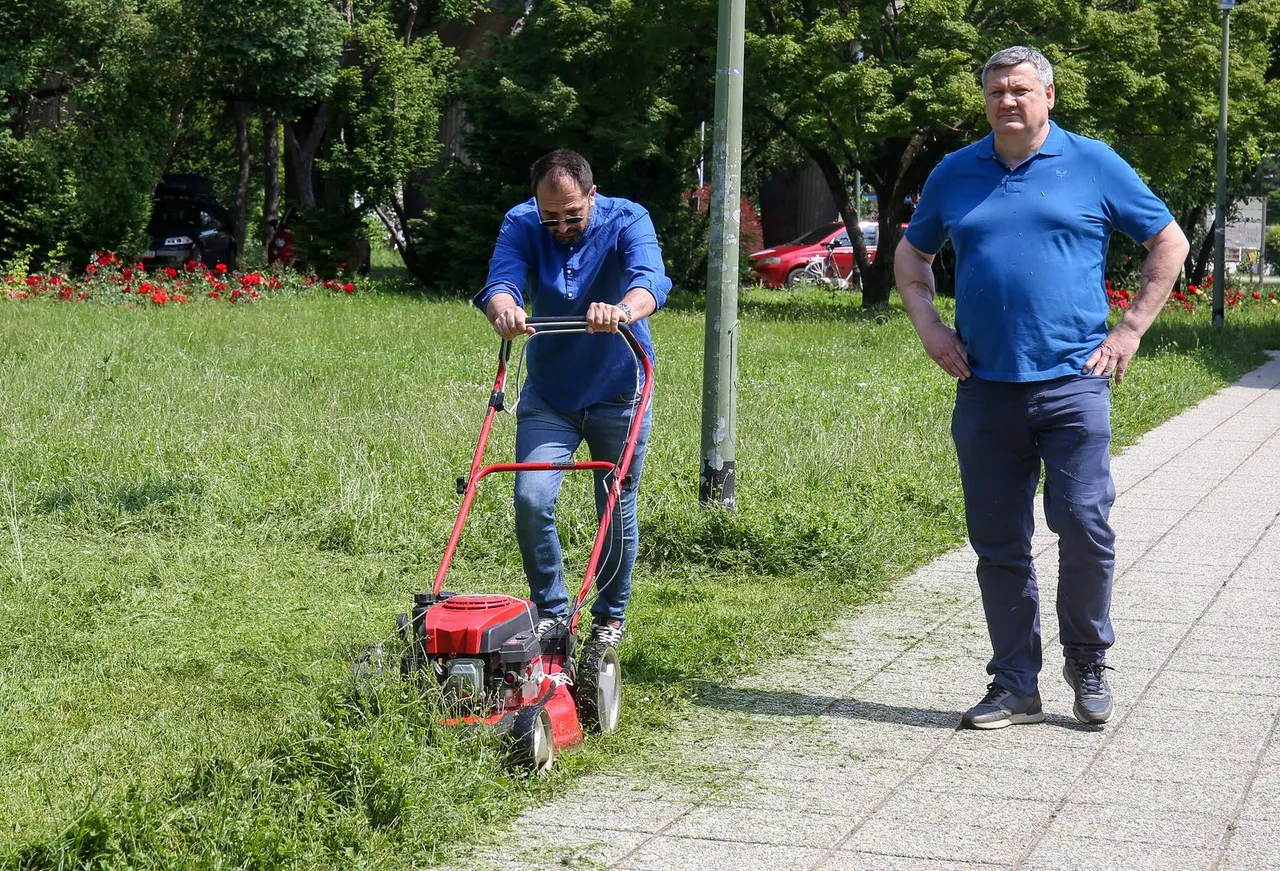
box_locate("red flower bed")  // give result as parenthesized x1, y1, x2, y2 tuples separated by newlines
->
(3, 253, 362, 306)
(1107, 275, 1279, 313)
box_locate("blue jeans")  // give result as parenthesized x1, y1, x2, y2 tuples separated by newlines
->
(513, 386, 651, 624)
(951, 374, 1116, 696)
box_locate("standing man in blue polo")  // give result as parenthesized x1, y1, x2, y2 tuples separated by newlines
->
(475, 148, 671, 650)
(895, 47, 1189, 729)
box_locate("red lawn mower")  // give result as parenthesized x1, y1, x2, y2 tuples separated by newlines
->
(377, 317, 652, 771)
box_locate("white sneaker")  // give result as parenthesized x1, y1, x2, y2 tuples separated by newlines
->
(534, 616, 562, 638)
(588, 621, 626, 648)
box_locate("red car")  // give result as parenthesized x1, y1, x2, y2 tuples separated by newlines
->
(749, 221, 879, 288)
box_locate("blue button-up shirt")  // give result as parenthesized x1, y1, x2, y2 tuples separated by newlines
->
(474, 194, 672, 412)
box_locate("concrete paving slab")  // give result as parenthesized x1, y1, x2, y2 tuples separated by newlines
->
(1042, 801, 1231, 850)
(1146, 666, 1280, 699)
(1237, 775, 1280, 822)
(836, 790, 1054, 865)
(520, 796, 694, 835)
(1018, 837, 1217, 871)
(1216, 817, 1280, 871)
(662, 805, 854, 847)
(615, 836, 829, 871)
(818, 853, 1005, 871)
(474, 826, 651, 871)
(1139, 537, 1253, 568)
(1120, 562, 1239, 586)
(1065, 771, 1247, 816)
(1087, 743, 1255, 784)
(1118, 485, 1216, 512)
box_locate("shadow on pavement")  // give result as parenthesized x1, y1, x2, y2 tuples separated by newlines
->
(689, 682, 1106, 733)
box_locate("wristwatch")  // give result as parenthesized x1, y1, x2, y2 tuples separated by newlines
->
(616, 302, 633, 325)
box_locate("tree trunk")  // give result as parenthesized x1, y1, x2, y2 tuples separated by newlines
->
(808, 151, 877, 302)
(232, 101, 251, 256)
(861, 182, 896, 310)
(262, 108, 280, 244)
(1192, 214, 1216, 286)
(1180, 205, 1203, 283)
(283, 103, 329, 208)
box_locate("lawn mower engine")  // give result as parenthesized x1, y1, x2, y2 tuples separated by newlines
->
(400, 591, 583, 769)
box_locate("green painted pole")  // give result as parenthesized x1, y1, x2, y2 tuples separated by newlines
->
(699, 0, 746, 507)
(1213, 0, 1234, 329)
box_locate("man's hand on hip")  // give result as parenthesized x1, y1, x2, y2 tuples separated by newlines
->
(920, 321, 972, 380)
(586, 301, 626, 334)
(1084, 322, 1140, 384)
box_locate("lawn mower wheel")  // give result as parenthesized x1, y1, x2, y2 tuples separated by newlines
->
(575, 642, 622, 734)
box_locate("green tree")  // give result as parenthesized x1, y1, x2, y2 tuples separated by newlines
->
(413, 0, 717, 293)
(748, 0, 1280, 306)
(1, 0, 196, 266)
(193, 0, 345, 246)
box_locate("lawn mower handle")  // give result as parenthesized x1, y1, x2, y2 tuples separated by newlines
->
(498, 316, 646, 366)
(435, 317, 654, 613)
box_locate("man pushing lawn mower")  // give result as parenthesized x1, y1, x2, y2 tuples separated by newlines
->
(475, 148, 671, 653)
(377, 149, 669, 770)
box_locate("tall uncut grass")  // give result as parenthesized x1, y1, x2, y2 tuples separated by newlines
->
(2, 287, 1278, 868)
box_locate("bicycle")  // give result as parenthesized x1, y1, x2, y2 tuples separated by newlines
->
(792, 239, 858, 291)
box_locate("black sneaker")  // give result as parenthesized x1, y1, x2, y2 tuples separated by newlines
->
(961, 682, 1046, 730)
(1063, 659, 1114, 724)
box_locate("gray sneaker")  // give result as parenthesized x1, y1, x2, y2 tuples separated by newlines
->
(1063, 659, 1114, 724)
(961, 682, 1046, 730)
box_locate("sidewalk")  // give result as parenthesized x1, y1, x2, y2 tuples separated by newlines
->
(472, 353, 1280, 871)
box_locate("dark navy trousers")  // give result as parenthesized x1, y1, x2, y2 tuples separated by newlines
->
(951, 374, 1116, 696)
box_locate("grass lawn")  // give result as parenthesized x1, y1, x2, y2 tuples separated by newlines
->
(2, 285, 1278, 868)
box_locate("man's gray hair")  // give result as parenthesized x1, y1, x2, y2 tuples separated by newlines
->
(981, 46, 1054, 88)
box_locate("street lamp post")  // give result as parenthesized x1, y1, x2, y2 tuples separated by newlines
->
(699, 0, 746, 507)
(1213, 0, 1234, 329)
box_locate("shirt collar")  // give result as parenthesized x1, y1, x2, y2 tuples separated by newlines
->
(977, 120, 1064, 161)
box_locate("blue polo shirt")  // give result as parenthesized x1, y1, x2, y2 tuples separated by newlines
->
(905, 122, 1174, 382)
(474, 194, 672, 413)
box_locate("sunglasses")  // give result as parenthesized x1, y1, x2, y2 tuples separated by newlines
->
(539, 216, 586, 229)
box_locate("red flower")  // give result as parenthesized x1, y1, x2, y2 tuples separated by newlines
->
(165, 267, 178, 280)
(1252, 291, 1261, 300)
(25, 275, 39, 286)
(215, 263, 228, 275)
(207, 291, 221, 299)
(150, 289, 168, 305)
(173, 294, 187, 304)
(186, 260, 199, 272)
(342, 283, 355, 294)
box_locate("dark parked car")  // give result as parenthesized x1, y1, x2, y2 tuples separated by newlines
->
(142, 174, 237, 272)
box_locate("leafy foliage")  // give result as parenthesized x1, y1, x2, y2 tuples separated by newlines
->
(411, 0, 717, 294)
(0, 0, 195, 266)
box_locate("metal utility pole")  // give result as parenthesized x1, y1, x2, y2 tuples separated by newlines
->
(1260, 196, 1268, 285)
(1213, 0, 1234, 329)
(699, 0, 745, 508)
